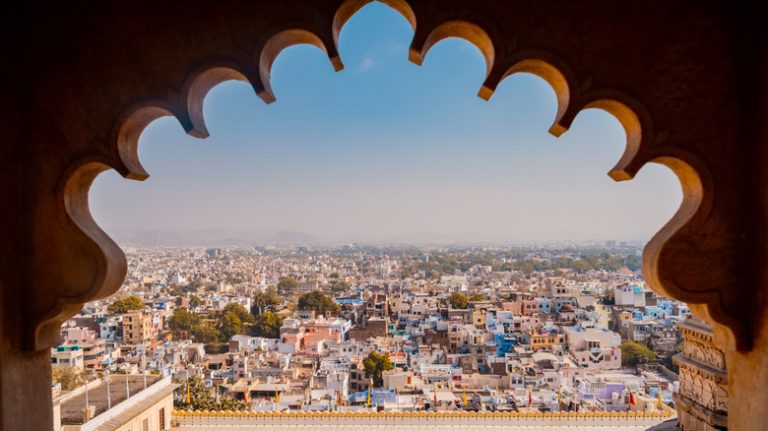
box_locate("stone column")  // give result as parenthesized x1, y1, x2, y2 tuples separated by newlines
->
(673, 317, 728, 431)
(0, 343, 54, 431)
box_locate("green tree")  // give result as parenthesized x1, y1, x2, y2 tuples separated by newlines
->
(52, 365, 86, 391)
(107, 295, 143, 314)
(468, 293, 485, 301)
(219, 311, 242, 340)
(191, 325, 221, 344)
(251, 311, 284, 338)
(251, 287, 281, 316)
(223, 303, 253, 324)
(448, 292, 469, 309)
(619, 340, 657, 366)
(174, 375, 245, 411)
(168, 308, 201, 337)
(189, 295, 201, 309)
(277, 276, 299, 293)
(572, 259, 593, 273)
(297, 290, 341, 316)
(363, 351, 394, 387)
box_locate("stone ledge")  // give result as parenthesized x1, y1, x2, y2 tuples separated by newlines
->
(673, 353, 727, 383)
(673, 393, 727, 429)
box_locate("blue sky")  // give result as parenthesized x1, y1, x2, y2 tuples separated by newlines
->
(90, 2, 681, 243)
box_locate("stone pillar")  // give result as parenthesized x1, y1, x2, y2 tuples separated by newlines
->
(726, 305, 768, 431)
(673, 317, 728, 431)
(0, 344, 54, 431)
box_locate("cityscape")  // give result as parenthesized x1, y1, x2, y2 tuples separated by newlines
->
(48, 4, 691, 430)
(7, 1, 756, 431)
(52, 242, 685, 428)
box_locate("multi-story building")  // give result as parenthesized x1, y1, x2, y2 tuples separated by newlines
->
(564, 326, 622, 370)
(614, 284, 646, 307)
(51, 346, 84, 369)
(529, 327, 565, 352)
(122, 311, 153, 345)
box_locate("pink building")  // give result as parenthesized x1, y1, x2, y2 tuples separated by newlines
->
(520, 298, 538, 316)
(301, 318, 351, 355)
(279, 316, 352, 355)
(59, 326, 107, 370)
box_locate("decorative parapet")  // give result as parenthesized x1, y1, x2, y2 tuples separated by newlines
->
(172, 409, 675, 428)
(673, 317, 728, 431)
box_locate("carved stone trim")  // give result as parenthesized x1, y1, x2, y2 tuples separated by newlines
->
(674, 393, 728, 430)
(674, 354, 727, 383)
(674, 318, 728, 431)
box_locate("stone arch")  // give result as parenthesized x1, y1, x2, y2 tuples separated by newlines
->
(333, 0, 417, 49)
(5, 2, 765, 430)
(409, 20, 495, 80)
(54, 0, 733, 353)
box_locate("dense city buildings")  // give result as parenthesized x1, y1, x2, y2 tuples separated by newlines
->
(52, 244, 684, 428)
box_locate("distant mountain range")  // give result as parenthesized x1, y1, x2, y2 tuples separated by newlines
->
(105, 228, 318, 246)
(103, 227, 643, 248)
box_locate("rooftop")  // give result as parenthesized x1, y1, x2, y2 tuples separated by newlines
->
(56, 374, 163, 426)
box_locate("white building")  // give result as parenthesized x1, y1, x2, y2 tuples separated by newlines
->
(614, 284, 646, 307)
(564, 327, 622, 370)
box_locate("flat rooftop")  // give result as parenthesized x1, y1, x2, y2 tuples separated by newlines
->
(57, 374, 162, 425)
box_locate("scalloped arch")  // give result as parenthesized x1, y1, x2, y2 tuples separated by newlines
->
(478, 54, 578, 137)
(182, 64, 253, 139)
(409, 20, 495, 82)
(114, 104, 178, 180)
(45, 1, 740, 354)
(32, 159, 130, 350)
(257, 29, 345, 104)
(580, 93, 655, 181)
(333, 0, 416, 53)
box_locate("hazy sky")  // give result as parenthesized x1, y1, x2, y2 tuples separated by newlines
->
(90, 3, 681, 243)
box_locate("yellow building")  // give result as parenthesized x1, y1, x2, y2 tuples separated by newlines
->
(529, 330, 565, 351)
(122, 312, 153, 345)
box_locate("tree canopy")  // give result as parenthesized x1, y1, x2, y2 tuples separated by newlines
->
(448, 292, 469, 309)
(223, 303, 253, 324)
(219, 311, 242, 341)
(468, 293, 485, 301)
(277, 276, 299, 293)
(619, 340, 657, 366)
(251, 287, 281, 316)
(168, 308, 223, 343)
(362, 351, 394, 387)
(174, 375, 244, 411)
(251, 311, 284, 338)
(107, 295, 143, 314)
(297, 290, 340, 316)
(168, 308, 201, 336)
(191, 325, 221, 344)
(52, 365, 86, 391)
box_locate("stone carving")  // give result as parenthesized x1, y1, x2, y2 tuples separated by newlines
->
(674, 318, 728, 431)
(713, 383, 728, 414)
(682, 339, 726, 370)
